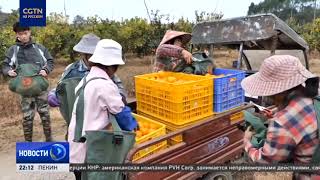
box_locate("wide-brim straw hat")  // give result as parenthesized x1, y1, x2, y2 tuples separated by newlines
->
(159, 30, 191, 45)
(241, 55, 316, 96)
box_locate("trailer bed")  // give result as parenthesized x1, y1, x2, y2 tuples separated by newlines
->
(126, 102, 252, 180)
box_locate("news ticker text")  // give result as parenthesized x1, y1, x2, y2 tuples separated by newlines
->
(69, 164, 320, 172)
(17, 163, 320, 172)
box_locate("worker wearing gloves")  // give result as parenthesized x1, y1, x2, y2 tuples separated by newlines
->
(154, 30, 213, 74)
(68, 39, 137, 180)
(241, 55, 320, 179)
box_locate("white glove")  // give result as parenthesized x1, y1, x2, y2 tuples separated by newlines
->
(8, 70, 17, 77)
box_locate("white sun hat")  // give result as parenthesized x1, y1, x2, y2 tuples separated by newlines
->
(89, 39, 125, 66)
(73, 33, 100, 54)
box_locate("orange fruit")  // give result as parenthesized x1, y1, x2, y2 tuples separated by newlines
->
(158, 71, 166, 78)
(150, 124, 158, 129)
(136, 131, 142, 138)
(167, 76, 177, 83)
(144, 123, 151, 129)
(139, 122, 145, 128)
(176, 80, 185, 84)
(141, 129, 149, 136)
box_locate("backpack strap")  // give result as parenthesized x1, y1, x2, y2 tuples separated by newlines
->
(9, 45, 19, 68)
(32, 44, 47, 68)
(74, 76, 108, 142)
(311, 96, 320, 163)
(58, 61, 79, 83)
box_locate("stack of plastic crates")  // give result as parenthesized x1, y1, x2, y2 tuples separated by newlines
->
(139, 110, 244, 145)
(212, 68, 245, 113)
(135, 72, 214, 126)
(132, 113, 167, 161)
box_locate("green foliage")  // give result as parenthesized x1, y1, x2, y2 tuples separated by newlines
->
(195, 10, 223, 23)
(0, 9, 222, 65)
(0, 26, 15, 62)
(301, 18, 320, 51)
(248, 0, 318, 24)
(247, 0, 320, 52)
(33, 13, 78, 58)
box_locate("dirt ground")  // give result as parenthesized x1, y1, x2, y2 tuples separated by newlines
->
(0, 51, 319, 180)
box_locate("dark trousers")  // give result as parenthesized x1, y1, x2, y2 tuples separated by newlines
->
(74, 170, 81, 180)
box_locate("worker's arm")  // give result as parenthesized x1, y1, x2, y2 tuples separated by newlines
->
(2, 46, 15, 76)
(244, 120, 296, 163)
(98, 80, 137, 131)
(154, 44, 191, 72)
(156, 44, 184, 58)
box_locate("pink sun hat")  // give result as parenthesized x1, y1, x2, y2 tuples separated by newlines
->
(241, 55, 316, 96)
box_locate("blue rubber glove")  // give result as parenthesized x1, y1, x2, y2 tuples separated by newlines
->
(114, 106, 138, 131)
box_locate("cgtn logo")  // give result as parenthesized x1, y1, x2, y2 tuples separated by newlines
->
(16, 142, 69, 172)
(22, 8, 44, 19)
(19, 0, 46, 26)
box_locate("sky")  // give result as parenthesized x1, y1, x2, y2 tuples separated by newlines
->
(0, 0, 263, 22)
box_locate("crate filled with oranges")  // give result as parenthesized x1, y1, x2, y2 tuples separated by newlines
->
(135, 71, 214, 126)
(132, 113, 167, 161)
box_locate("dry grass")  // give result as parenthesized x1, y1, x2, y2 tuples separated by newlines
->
(117, 55, 154, 96)
(213, 49, 239, 68)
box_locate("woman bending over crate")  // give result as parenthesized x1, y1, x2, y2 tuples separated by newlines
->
(153, 30, 192, 72)
(154, 30, 214, 75)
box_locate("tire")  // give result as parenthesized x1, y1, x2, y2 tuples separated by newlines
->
(202, 172, 233, 180)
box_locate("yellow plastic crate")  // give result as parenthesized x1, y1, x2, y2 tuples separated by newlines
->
(168, 138, 181, 145)
(138, 112, 213, 145)
(167, 128, 183, 145)
(132, 113, 167, 161)
(135, 72, 214, 125)
(230, 111, 244, 124)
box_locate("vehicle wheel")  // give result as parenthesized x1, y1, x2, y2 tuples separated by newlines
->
(202, 172, 233, 180)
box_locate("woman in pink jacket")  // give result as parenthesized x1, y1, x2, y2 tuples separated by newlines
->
(68, 39, 137, 180)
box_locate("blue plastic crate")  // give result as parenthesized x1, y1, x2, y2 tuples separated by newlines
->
(213, 68, 245, 94)
(214, 88, 244, 103)
(214, 96, 245, 113)
(212, 68, 245, 113)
